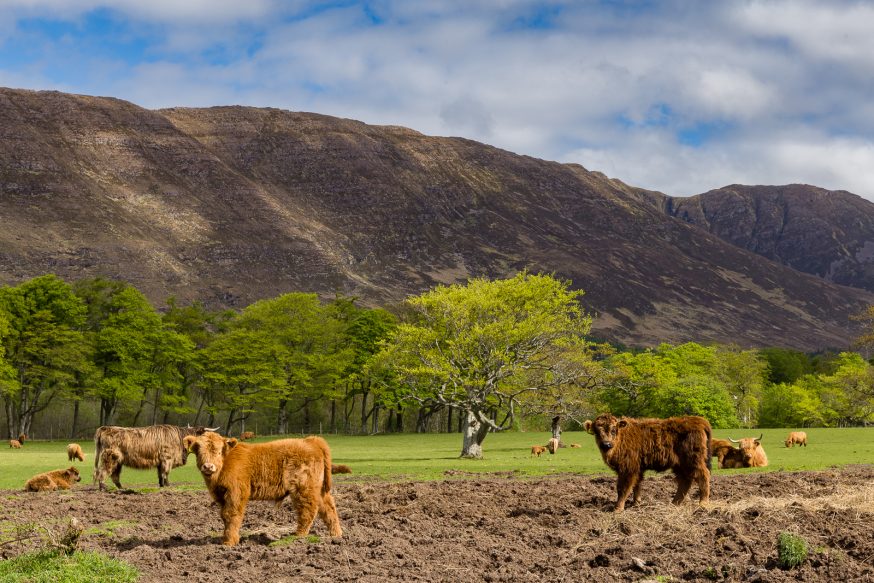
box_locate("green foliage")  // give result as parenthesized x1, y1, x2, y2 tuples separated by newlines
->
(0, 550, 138, 583)
(759, 348, 812, 384)
(777, 532, 808, 569)
(759, 379, 825, 427)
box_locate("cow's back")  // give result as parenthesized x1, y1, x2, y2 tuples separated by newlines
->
(95, 425, 186, 469)
(218, 438, 328, 501)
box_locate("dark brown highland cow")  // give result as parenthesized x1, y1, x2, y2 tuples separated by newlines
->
(584, 413, 712, 511)
(184, 432, 343, 546)
(94, 424, 215, 490)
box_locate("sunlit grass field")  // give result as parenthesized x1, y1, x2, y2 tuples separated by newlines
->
(1, 427, 871, 490)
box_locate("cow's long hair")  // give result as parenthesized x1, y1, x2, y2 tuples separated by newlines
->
(94, 425, 200, 472)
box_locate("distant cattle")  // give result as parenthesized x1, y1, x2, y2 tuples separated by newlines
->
(584, 414, 711, 511)
(569, 443, 582, 448)
(9, 433, 26, 449)
(546, 438, 560, 454)
(531, 445, 547, 457)
(183, 432, 343, 546)
(25, 467, 81, 492)
(331, 464, 352, 474)
(721, 435, 768, 468)
(94, 424, 216, 490)
(67, 443, 85, 462)
(784, 431, 807, 448)
(239, 431, 256, 441)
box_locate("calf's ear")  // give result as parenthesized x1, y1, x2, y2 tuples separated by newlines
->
(183, 435, 196, 451)
(225, 438, 238, 449)
(583, 420, 593, 434)
(617, 419, 628, 429)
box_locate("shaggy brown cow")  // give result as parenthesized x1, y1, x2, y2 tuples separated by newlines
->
(183, 432, 343, 546)
(710, 438, 737, 468)
(785, 431, 808, 448)
(9, 433, 26, 448)
(531, 445, 547, 457)
(25, 467, 81, 492)
(723, 435, 768, 468)
(67, 443, 85, 462)
(584, 414, 712, 511)
(239, 431, 256, 441)
(331, 464, 352, 474)
(94, 424, 215, 490)
(546, 438, 560, 454)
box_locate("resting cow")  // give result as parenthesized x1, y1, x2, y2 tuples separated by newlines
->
(183, 432, 343, 546)
(584, 413, 711, 511)
(239, 431, 256, 441)
(9, 434, 26, 449)
(722, 435, 768, 468)
(710, 438, 737, 468)
(784, 431, 807, 448)
(67, 443, 85, 462)
(25, 467, 81, 492)
(94, 424, 215, 490)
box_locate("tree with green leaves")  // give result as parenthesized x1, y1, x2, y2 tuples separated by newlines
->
(715, 344, 767, 428)
(0, 275, 90, 437)
(376, 272, 596, 458)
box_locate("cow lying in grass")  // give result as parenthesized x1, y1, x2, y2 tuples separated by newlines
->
(722, 435, 768, 468)
(9, 434, 26, 449)
(183, 432, 343, 546)
(67, 443, 85, 462)
(25, 467, 81, 492)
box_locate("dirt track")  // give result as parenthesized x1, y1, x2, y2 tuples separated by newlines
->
(2, 466, 873, 582)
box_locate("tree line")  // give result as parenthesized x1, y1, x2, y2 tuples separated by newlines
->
(1, 273, 872, 457)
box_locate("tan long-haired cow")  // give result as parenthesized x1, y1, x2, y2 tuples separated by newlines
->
(784, 431, 807, 448)
(67, 443, 85, 462)
(722, 435, 768, 468)
(184, 432, 342, 546)
(9, 433, 26, 448)
(25, 467, 81, 492)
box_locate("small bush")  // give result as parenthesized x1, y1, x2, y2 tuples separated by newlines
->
(777, 531, 808, 569)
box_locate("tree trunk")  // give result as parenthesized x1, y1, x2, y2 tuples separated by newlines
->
(70, 401, 81, 439)
(360, 391, 369, 434)
(277, 399, 289, 434)
(551, 415, 563, 447)
(395, 406, 404, 433)
(150, 387, 161, 426)
(370, 404, 380, 434)
(446, 406, 453, 433)
(330, 401, 337, 434)
(460, 410, 491, 458)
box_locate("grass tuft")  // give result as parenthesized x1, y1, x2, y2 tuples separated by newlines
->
(777, 531, 808, 569)
(0, 550, 138, 582)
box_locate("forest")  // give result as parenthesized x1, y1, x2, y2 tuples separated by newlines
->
(2, 272, 873, 452)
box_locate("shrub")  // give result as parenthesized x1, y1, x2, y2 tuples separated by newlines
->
(777, 531, 808, 569)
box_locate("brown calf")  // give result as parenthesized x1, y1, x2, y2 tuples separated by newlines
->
(331, 464, 352, 474)
(722, 435, 768, 468)
(584, 414, 711, 511)
(784, 431, 807, 448)
(531, 445, 547, 457)
(67, 443, 85, 462)
(710, 438, 737, 468)
(9, 433, 26, 448)
(25, 467, 82, 492)
(239, 431, 256, 441)
(183, 432, 343, 546)
(569, 443, 582, 448)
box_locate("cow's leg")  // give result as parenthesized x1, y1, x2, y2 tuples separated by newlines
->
(292, 483, 320, 536)
(318, 492, 343, 537)
(220, 494, 247, 546)
(695, 466, 711, 505)
(672, 471, 693, 504)
(614, 473, 636, 511)
(157, 462, 171, 487)
(629, 470, 645, 506)
(110, 463, 123, 490)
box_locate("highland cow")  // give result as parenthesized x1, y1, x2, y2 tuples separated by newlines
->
(531, 445, 547, 457)
(710, 438, 737, 468)
(722, 435, 768, 468)
(239, 431, 256, 441)
(584, 413, 712, 511)
(546, 438, 560, 454)
(67, 443, 85, 462)
(94, 424, 215, 490)
(183, 432, 343, 546)
(331, 464, 353, 474)
(25, 467, 81, 492)
(9, 434, 26, 448)
(784, 431, 807, 448)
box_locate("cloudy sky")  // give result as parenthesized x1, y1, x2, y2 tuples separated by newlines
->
(1, 0, 873, 199)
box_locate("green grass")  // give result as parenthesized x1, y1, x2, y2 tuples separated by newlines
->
(777, 531, 809, 569)
(268, 534, 321, 547)
(1, 427, 872, 489)
(0, 550, 138, 583)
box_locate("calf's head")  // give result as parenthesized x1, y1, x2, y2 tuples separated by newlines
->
(584, 413, 628, 451)
(65, 467, 81, 483)
(183, 432, 238, 478)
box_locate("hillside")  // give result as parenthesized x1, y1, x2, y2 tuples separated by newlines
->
(0, 87, 871, 350)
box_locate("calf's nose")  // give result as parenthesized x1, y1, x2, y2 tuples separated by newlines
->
(201, 463, 217, 474)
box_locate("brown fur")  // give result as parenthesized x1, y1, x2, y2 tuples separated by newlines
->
(569, 443, 582, 448)
(9, 434, 26, 448)
(724, 436, 768, 468)
(530, 445, 547, 457)
(25, 467, 81, 492)
(67, 443, 85, 462)
(331, 464, 352, 474)
(239, 431, 256, 441)
(584, 413, 712, 511)
(710, 438, 737, 468)
(785, 431, 807, 448)
(94, 425, 209, 490)
(546, 438, 560, 454)
(183, 432, 343, 546)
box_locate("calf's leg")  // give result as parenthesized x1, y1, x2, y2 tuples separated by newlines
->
(318, 492, 343, 537)
(220, 495, 248, 546)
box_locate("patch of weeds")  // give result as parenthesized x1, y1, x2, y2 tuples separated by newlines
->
(268, 534, 321, 547)
(701, 566, 719, 580)
(777, 531, 808, 569)
(84, 520, 137, 538)
(0, 549, 138, 582)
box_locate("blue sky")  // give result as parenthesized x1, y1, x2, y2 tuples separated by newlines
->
(1, 0, 874, 199)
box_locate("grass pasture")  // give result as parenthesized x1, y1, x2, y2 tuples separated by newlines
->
(1, 427, 871, 491)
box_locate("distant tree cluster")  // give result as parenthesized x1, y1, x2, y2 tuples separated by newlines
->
(2, 273, 873, 457)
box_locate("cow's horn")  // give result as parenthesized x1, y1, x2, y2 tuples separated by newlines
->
(206, 426, 221, 432)
(728, 437, 739, 443)
(756, 433, 763, 441)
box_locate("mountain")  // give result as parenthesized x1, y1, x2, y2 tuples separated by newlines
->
(0, 87, 871, 350)
(663, 184, 874, 294)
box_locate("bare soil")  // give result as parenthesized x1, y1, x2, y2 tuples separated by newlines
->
(2, 466, 873, 582)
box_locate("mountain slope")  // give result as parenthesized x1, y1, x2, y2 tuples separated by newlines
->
(0, 87, 870, 350)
